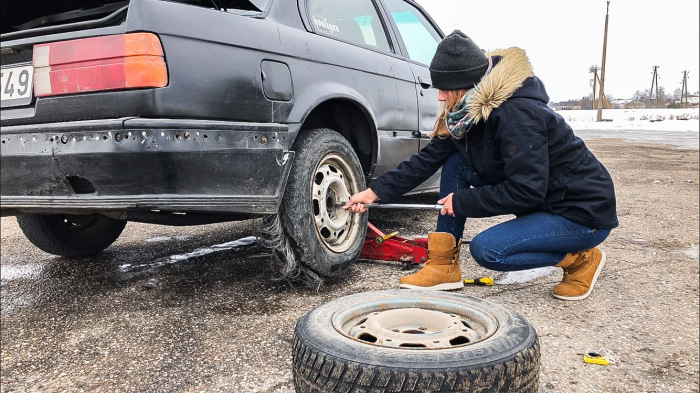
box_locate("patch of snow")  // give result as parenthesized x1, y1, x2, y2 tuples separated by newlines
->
(119, 236, 259, 273)
(145, 235, 190, 243)
(560, 108, 699, 131)
(145, 236, 171, 243)
(557, 108, 700, 150)
(557, 108, 699, 150)
(0, 264, 43, 281)
(679, 244, 699, 260)
(496, 266, 558, 285)
(167, 236, 257, 262)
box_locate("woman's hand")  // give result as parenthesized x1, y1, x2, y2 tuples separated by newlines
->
(343, 188, 378, 213)
(438, 193, 455, 217)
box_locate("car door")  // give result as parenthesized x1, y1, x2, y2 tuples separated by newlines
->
(302, 0, 421, 178)
(381, 0, 443, 192)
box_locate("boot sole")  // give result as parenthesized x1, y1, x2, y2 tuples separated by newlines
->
(553, 250, 607, 301)
(399, 281, 464, 291)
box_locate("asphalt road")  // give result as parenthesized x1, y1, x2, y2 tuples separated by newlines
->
(1, 138, 699, 392)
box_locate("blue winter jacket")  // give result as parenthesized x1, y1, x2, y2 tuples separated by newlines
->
(369, 48, 618, 229)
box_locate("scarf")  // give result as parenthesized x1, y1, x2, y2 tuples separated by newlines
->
(444, 56, 494, 139)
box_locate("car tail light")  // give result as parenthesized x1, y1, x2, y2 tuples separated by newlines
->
(33, 33, 168, 97)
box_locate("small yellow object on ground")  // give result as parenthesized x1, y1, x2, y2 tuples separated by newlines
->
(583, 349, 619, 366)
(463, 277, 493, 286)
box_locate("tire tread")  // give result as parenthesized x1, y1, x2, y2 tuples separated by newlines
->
(281, 128, 367, 278)
(293, 335, 540, 393)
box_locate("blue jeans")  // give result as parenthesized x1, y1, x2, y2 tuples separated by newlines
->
(436, 152, 611, 271)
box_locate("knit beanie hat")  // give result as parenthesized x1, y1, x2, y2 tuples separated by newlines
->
(430, 30, 489, 90)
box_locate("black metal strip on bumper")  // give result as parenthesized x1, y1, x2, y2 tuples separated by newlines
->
(1, 118, 294, 216)
(0, 195, 284, 215)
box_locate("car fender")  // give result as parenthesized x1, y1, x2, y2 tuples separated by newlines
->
(288, 82, 379, 171)
(288, 81, 378, 129)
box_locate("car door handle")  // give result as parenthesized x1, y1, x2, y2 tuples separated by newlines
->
(418, 76, 432, 89)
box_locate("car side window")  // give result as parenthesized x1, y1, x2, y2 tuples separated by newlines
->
(383, 0, 440, 65)
(307, 0, 391, 53)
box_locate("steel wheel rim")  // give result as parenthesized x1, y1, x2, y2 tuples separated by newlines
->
(332, 297, 499, 349)
(310, 153, 361, 253)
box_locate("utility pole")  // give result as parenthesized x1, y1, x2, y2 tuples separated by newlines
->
(681, 71, 689, 108)
(597, 1, 610, 121)
(649, 66, 660, 108)
(589, 66, 599, 109)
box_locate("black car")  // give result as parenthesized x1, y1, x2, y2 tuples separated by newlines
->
(1, 0, 444, 278)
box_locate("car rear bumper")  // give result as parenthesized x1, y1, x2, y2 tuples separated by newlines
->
(0, 118, 293, 216)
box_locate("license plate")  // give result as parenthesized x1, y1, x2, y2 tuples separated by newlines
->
(1, 64, 34, 108)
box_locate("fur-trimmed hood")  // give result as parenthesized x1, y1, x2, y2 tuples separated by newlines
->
(467, 47, 542, 123)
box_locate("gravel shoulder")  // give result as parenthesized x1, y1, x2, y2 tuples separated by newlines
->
(1, 138, 699, 392)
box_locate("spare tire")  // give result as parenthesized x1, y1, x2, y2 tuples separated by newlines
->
(292, 290, 540, 392)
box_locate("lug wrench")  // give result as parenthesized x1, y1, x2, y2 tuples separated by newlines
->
(337, 202, 443, 210)
(337, 202, 471, 244)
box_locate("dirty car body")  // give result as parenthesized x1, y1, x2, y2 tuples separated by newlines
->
(0, 0, 444, 276)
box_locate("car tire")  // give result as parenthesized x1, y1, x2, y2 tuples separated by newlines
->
(17, 214, 127, 257)
(292, 290, 540, 392)
(282, 128, 368, 278)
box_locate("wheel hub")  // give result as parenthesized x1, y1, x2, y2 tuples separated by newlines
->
(348, 308, 482, 348)
(311, 153, 360, 253)
(332, 297, 499, 349)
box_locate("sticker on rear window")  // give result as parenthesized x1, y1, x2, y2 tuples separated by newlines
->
(313, 16, 340, 33)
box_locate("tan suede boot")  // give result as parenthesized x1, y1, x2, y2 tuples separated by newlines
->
(552, 247, 606, 300)
(399, 232, 463, 291)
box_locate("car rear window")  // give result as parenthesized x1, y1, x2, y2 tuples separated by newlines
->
(219, 0, 270, 15)
(1, 1, 128, 35)
(307, 0, 392, 53)
(170, 0, 271, 15)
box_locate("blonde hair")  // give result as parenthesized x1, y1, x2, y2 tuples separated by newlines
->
(429, 89, 469, 139)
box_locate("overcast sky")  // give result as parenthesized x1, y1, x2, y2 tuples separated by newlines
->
(414, 0, 700, 102)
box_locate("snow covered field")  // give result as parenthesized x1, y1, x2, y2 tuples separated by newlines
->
(557, 108, 700, 149)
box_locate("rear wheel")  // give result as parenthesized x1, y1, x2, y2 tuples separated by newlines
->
(17, 214, 126, 257)
(282, 128, 367, 277)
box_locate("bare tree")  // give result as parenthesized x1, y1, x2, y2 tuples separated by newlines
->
(632, 89, 649, 102)
(672, 88, 682, 101)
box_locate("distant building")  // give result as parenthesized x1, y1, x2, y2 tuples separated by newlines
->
(610, 99, 628, 109)
(671, 95, 699, 108)
(625, 100, 646, 109)
(610, 98, 648, 109)
(607, 99, 647, 109)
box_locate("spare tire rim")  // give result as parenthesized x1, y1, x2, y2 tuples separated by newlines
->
(311, 153, 361, 253)
(332, 297, 499, 349)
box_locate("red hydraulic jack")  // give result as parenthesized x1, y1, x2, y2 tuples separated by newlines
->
(354, 202, 442, 265)
(354, 202, 472, 265)
(359, 221, 429, 264)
